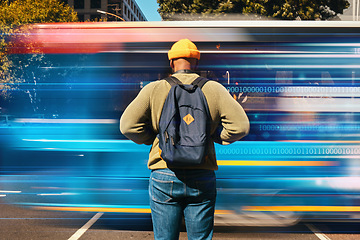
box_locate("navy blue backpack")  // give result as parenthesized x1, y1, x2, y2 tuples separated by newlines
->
(158, 76, 211, 166)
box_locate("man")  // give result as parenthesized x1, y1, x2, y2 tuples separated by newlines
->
(120, 39, 249, 240)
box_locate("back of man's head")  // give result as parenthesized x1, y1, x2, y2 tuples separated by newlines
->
(168, 39, 200, 61)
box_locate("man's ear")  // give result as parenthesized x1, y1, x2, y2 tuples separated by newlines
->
(170, 59, 174, 69)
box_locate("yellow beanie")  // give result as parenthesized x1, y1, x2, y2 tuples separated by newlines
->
(168, 39, 200, 60)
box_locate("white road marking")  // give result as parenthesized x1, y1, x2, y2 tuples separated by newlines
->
(306, 223, 332, 240)
(68, 212, 103, 240)
(0, 194, 6, 197)
(0, 190, 21, 193)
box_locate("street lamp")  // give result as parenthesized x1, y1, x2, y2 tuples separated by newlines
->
(97, 10, 125, 21)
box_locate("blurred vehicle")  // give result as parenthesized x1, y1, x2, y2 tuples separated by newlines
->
(1, 21, 360, 226)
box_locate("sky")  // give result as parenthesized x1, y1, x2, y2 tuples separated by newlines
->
(135, 0, 162, 21)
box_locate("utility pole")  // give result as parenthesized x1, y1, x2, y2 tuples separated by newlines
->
(353, 0, 360, 21)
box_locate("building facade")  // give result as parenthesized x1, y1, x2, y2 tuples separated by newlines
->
(61, 0, 147, 22)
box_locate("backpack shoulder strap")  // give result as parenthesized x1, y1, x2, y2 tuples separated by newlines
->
(164, 76, 182, 87)
(191, 77, 209, 88)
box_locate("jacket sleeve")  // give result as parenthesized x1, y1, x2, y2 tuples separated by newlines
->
(120, 82, 157, 145)
(210, 82, 250, 145)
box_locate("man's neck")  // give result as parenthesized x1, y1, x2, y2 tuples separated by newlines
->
(173, 69, 195, 74)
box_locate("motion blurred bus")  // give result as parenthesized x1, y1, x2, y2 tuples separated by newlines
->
(1, 21, 360, 226)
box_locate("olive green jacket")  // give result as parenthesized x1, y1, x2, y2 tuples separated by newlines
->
(120, 73, 250, 170)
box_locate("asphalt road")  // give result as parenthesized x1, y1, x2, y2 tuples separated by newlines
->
(1, 200, 360, 240)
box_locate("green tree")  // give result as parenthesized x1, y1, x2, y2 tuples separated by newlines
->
(0, 0, 78, 97)
(157, 0, 349, 20)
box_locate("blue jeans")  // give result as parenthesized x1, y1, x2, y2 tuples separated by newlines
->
(149, 168, 216, 240)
